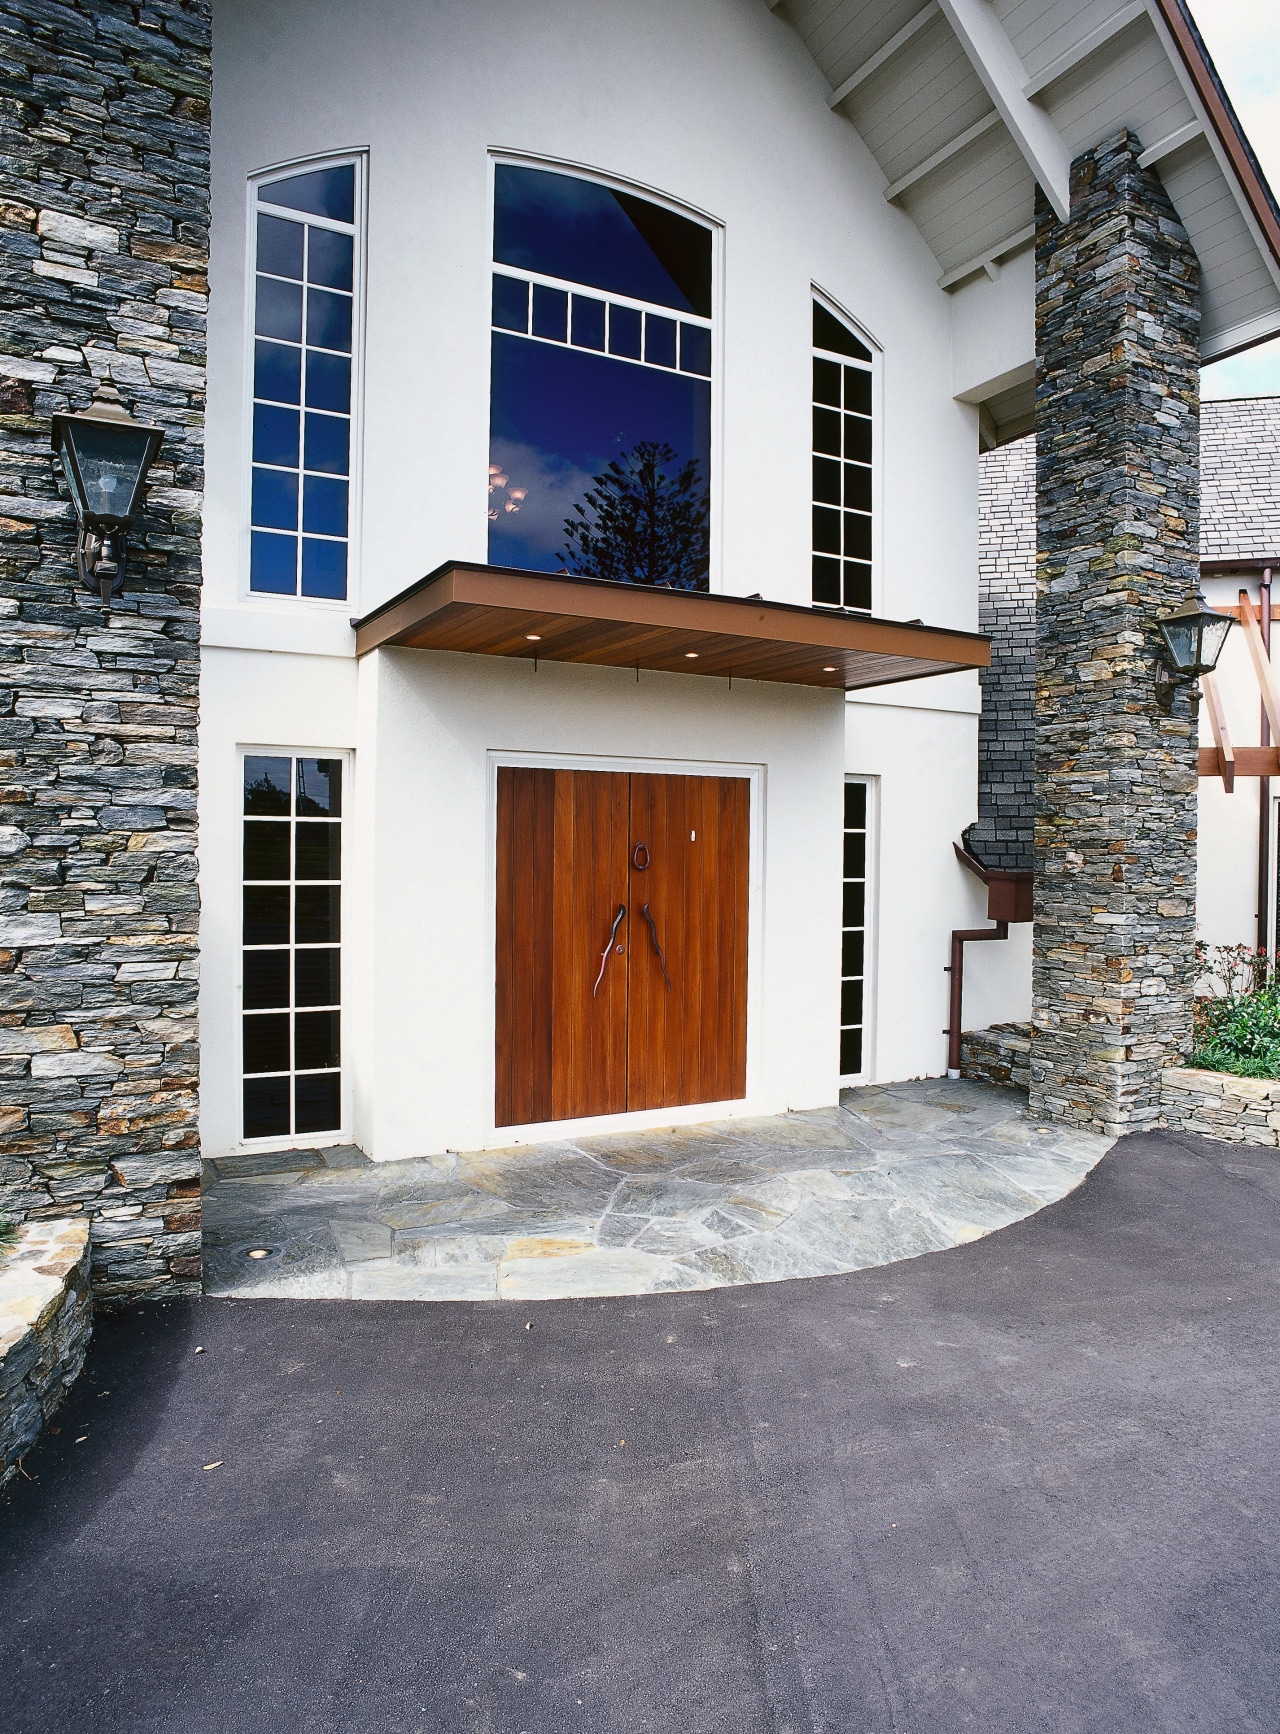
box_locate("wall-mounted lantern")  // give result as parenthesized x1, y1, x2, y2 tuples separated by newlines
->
(1155, 589, 1234, 706)
(51, 388, 164, 609)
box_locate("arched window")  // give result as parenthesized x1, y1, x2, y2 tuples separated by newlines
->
(488, 163, 714, 590)
(811, 300, 874, 612)
(247, 159, 362, 602)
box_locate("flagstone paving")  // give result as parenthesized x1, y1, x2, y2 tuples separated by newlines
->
(202, 1078, 1113, 1300)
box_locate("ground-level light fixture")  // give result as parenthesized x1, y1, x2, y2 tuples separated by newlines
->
(1155, 588, 1234, 706)
(51, 387, 165, 609)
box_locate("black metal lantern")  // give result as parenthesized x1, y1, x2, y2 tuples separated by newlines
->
(1155, 588, 1233, 703)
(51, 388, 164, 608)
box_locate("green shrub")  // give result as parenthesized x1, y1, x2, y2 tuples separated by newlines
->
(1190, 942, 1280, 1079)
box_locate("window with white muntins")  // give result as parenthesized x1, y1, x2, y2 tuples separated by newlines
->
(248, 160, 362, 602)
(241, 754, 343, 1142)
(488, 162, 714, 589)
(841, 778, 871, 1079)
(812, 300, 874, 612)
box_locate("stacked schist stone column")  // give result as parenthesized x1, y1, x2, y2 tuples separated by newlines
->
(0, 0, 209, 1302)
(1031, 128, 1200, 1136)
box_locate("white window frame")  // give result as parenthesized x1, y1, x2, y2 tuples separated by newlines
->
(811, 285, 881, 617)
(841, 773, 879, 1085)
(487, 149, 725, 592)
(236, 744, 353, 1152)
(241, 149, 368, 612)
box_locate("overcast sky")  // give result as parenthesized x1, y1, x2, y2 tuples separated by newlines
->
(1192, 0, 1280, 397)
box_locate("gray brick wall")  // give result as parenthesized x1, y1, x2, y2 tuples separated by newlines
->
(973, 435, 1034, 872)
(0, 0, 209, 1303)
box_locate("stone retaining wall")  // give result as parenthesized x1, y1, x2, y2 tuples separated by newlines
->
(1160, 1068, 1280, 1145)
(960, 1023, 1031, 1092)
(1, 1216, 91, 1485)
(0, 0, 210, 1303)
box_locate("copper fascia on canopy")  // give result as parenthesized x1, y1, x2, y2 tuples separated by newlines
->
(353, 562, 990, 692)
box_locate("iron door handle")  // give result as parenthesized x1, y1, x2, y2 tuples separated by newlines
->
(593, 903, 627, 997)
(641, 903, 672, 989)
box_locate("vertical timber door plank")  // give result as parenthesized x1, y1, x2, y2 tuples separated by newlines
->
(550, 770, 578, 1122)
(670, 776, 698, 1109)
(626, 775, 655, 1110)
(687, 777, 714, 1106)
(529, 769, 556, 1123)
(494, 766, 516, 1127)
(724, 777, 750, 1100)
(555, 771, 629, 1121)
(495, 766, 556, 1127)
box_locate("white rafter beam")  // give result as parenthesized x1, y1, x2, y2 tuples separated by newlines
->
(934, 0, 1071, 220)
(937, 222, 1036, 290)
(883, 110, 1002, 202)
(1022, 1, 1148, 99)
(1137, 120, 1203, 169)
(828, 3, 940, 109)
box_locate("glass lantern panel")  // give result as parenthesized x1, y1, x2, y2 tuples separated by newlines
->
(1159, 616, 1200, 672)
(63, 419, 153, 525)
(1198, 612, 1233, 669)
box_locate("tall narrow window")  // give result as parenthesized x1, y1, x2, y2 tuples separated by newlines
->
(489, 163, 713, 588)
(249, 161, 359, 601)
(812, 301, 873, 612)
(841, 779, 869, 1078)
(242, 755, 342, 1141)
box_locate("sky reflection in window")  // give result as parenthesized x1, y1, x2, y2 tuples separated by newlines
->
(489, 167, 712, 590)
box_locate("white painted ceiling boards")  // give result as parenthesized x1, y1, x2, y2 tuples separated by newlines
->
(770, 0, 1280, 362)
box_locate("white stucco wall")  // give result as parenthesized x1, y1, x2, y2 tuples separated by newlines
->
(198, 0, 1002, 1158)
(950, 249, 1036, 404)
(846, 690, 1031, 1081)
(205, 0, 979, 635)
(346, 650, 844, 1162)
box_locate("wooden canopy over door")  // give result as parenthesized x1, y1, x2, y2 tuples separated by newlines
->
(495, 767, 749, 1126)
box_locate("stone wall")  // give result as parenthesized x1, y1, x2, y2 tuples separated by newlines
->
(959, 1022, 1031, 1092)
(0, 0, 209, 1302)
(1160, 1067, 1280, 1145)
(0, 1215, 91, 1484)
(1030, 130, 1201, 1137)
(971, 438, 1035, 873)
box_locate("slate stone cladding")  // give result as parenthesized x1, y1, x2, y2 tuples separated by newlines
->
(972, 437, 1034, 873)
(1201, 396, 1280, 562)
(0, 0, 209, 1302)
(1031, 129, 1200, 1136)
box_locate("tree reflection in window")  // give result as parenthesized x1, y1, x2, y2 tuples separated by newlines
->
(562, 441, 708, 590)
(489, 165, 712, 588)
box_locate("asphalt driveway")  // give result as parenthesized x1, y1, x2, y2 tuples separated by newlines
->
(3, 1124, 1279, 1732)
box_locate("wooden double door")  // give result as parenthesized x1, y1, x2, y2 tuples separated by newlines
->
(495, 767, 749, 1126)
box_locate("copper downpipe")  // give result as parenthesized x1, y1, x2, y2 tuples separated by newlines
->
(1259, 567, 1274, 956)
(945, 923, 1009, 1076)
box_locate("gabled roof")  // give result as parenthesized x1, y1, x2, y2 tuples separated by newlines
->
(771, 0, 1280, 361)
